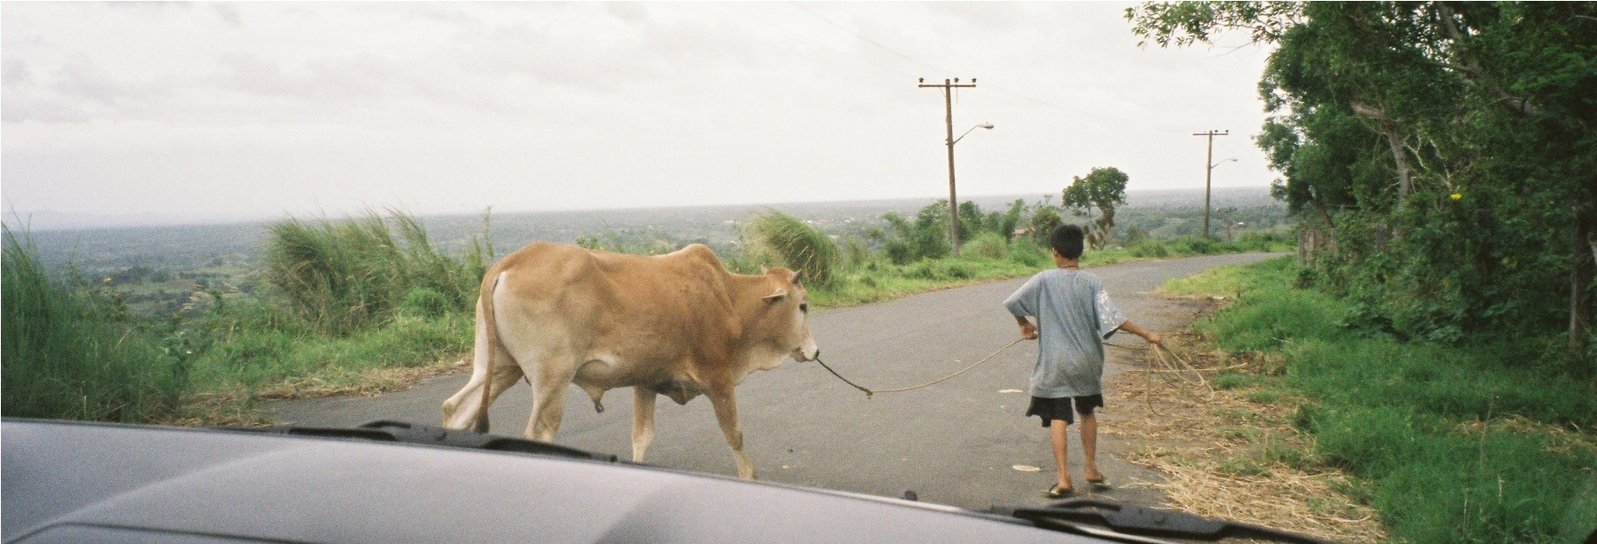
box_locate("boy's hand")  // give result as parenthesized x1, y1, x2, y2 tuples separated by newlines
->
(1019, 321, 1039, 340)
(1144, 332, 1163, 345)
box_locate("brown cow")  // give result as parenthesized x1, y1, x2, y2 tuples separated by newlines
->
(442, 242, 819, 479)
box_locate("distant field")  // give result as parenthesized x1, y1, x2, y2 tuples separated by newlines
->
(20, 187, 1284, 265)
(11, 187, 1287, 318)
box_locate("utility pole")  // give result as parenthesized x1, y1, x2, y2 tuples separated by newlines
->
(921, 77, 977, 255)
(1194, 129, 1229, 238)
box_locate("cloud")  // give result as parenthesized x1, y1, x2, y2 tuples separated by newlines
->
(604, 2, 651, 25)
(52, 56, 140, 105)
(211, 3, 243, 28)
(3, 58, 29, 89)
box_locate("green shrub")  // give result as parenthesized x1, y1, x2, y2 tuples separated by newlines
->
(743, 212, 840, 286)
(263, 210, 477, 335)
(962, 232, 1008, 259)
(1129, 240, 1171, 258)
(1172, 235, 1220, 255)
(400, 288, 452, 318)
(1, 227, 187, 421)
(1007, 241, 1048, 267)
(884, 239, 914, 265)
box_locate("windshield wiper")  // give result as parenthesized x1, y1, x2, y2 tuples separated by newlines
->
(994, 498, 1332, 544)
(228, 420, 619, 462)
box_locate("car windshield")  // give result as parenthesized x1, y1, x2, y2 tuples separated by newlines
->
(4, 4, 1594, 544)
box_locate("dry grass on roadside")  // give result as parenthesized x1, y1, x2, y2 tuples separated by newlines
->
(161, 356, 470, 427)
(1104, 332, 1387, 543)
(254, 357, 469, 400)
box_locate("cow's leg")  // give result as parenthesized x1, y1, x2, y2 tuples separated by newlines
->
(707, 387, 756, 480)
(442, 316, 519, 431)
(523, 353, 577, 442)
(631, 387, 658, 462)
(441, 355, 520, 432)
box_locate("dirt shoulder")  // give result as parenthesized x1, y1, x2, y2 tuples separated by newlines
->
(1102, 298, 1386, 543)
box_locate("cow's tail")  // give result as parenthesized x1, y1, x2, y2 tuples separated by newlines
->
(475, 271, 505, 433)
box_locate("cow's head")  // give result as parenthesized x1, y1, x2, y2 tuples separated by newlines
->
(759, 267, 820, 363)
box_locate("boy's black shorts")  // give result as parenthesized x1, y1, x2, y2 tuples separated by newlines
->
(1026, 394, 1104, 426)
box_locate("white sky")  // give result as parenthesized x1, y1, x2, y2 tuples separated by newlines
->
(2, 2, 1275, 226)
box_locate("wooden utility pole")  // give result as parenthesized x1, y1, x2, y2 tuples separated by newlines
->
(1194, 129, 1229, 238)
(921, 77, 977, 255)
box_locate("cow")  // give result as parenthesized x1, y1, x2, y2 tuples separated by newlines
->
(441, 242, 820, 480)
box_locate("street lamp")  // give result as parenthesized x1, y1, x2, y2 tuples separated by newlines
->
(1204, 157, 1237, 238)
(953, 122, 995, 145)
(945, 122, 993, 255)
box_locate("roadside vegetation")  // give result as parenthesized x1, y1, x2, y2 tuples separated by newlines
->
(1160, 258, 1597, 543)
(2, 227, 187, 422)
(3, 194, 1289, 425)
(1115, 6, 1597, 538)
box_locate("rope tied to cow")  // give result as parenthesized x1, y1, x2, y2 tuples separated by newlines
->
(812, 338, 1026, 399)
(813, 337, 1194, 400)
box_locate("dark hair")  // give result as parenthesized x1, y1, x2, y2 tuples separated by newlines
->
(1049, 224, 1085, 260)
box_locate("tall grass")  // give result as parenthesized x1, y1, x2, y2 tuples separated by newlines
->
(264, 210, 479, 335)
(743, 212, 840, 286)
(1182, 257, 1597, 543)
(2, 226, 187, 421)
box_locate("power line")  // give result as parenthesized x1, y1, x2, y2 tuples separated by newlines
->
(718, 2, 919, 79)
(788, 2, 953, 76)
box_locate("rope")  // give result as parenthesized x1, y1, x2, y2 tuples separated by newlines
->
(813, 337, 1208, 408)
(1113, 340, 1216, 416)
(812, 338, 1026, 399)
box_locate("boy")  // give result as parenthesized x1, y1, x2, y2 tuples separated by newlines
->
(1003, 224, 1161, 498)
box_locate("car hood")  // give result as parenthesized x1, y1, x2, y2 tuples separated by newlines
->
(3, 420, 1074, 543)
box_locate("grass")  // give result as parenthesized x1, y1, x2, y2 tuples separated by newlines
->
(263, 210, 483, 335)
(743, 212, 841, 286)
(2, 227, 188, 422)
(1170, 256, 1597, 543)
(184, 307, 472, 396)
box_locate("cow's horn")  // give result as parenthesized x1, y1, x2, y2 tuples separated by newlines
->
(791, 269, 805, 285)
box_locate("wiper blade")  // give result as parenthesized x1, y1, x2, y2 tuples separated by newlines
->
(228, 420, 619, 462)
(994, 498, 1332, 544)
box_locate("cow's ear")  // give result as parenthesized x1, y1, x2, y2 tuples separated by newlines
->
(791, 269, 805, 285)
(762, 288, 788, 304)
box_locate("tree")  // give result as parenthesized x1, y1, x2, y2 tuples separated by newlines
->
(872, 201, 959, 264)
(999, 199, 1026, 242)
(1128, 2, 1597, 354)
(1026, 196, 1064, 247)
(1062, 167, 1130, 250)
(957, 201, 984, 243)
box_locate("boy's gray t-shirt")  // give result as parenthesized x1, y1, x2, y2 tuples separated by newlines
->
(1003, 268, 1127, 398)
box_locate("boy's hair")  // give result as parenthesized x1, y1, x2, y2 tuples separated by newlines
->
(1050, 224, 1085, 260)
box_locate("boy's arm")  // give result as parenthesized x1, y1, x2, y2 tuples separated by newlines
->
(1004, 274, 1042, 340)
(1014, 315, 1038, 340)
(1116, 320, 1162, 345)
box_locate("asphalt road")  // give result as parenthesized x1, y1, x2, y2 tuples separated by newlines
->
(266, 252, 1281, 511)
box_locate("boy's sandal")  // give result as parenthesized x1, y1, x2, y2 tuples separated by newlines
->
(1087, 477, 1111, 490)
(1045, 484, 1075, 499)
